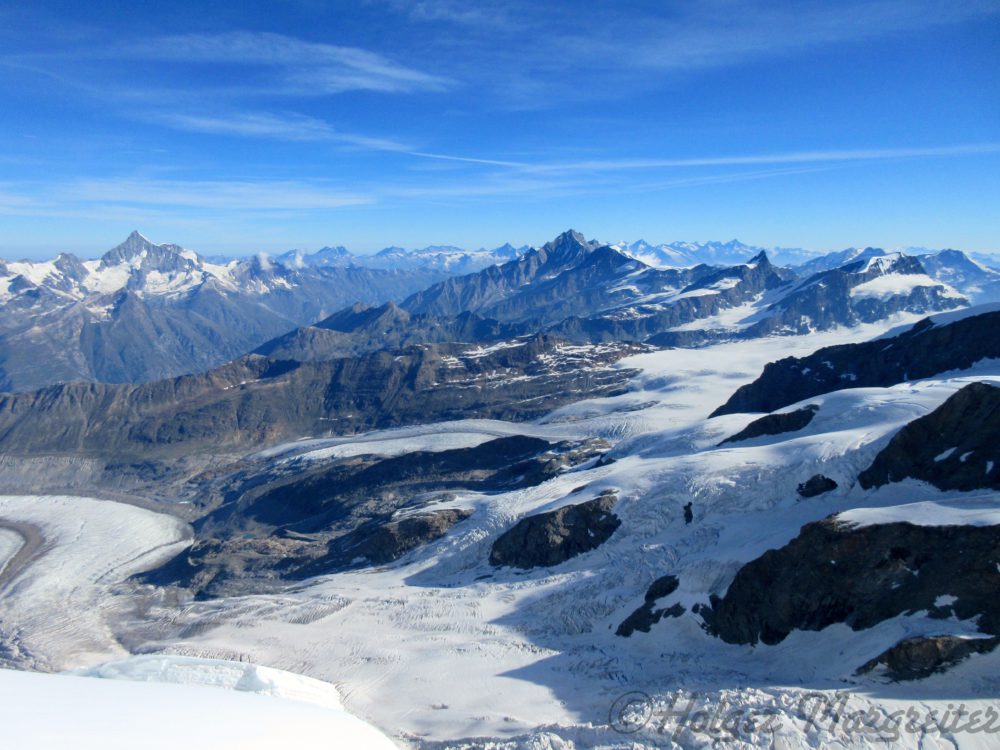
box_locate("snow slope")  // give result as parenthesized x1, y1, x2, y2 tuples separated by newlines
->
(0, 658, 397, 749)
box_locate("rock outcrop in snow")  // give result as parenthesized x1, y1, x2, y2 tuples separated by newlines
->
(859, 381, 1000, 491)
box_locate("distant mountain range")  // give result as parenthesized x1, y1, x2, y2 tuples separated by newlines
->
(0, 232, 450, 391)
(1, 229, 997, 392)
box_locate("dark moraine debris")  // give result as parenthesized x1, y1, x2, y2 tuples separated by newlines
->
(616, 574, 685, 637)
(489, 490, 621, 569)
(143, 436, 609, 598)
(856, 635, 1000, 681)
(859, 382, 1000, 491)
(318, 508, 472, 567)
(797, 474, 838, 498)
(704, 516, 1000, 647)
(718, 405, 819, 445)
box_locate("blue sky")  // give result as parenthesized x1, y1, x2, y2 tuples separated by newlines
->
(0, 0, 998, 258)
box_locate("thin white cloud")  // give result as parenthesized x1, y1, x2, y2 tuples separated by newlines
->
(412, 143, 1000, 174)
(114, 31, 452, 95)
(376, 0, 1000, 106)
(56, 179, 373, 211)
(159, 112, 412, 151)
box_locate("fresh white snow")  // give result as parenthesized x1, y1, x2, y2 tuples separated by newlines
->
(0, 661, 396, 750)
(838, 500, 1000, 529)
(850, 273, 964, 300)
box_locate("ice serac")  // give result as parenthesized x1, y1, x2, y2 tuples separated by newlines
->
(712, 307, 1000, 415)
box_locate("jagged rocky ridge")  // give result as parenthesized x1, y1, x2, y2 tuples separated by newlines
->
(0, 232, 450, 391)
(713, 308, 1000, 416)
(253, 230, 975, 367)
(859, 381, 1000, 491)
(2, 230, 981, 391)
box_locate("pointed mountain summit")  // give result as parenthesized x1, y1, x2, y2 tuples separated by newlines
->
(400, 229, 604, 318)
(99, 230, 198, 272)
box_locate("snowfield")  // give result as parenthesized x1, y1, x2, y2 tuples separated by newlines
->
(1, 657, 397, 749)
(1, 317, 999, 748)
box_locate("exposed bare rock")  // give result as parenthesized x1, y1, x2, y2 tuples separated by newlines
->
(489, 490, 621, 569)
(704, 517, 1000, 647)
(0, 336, 639, 459)
(859, 382, 1000, 491)
(315, 509, 472, 568)
(713, 309, 998, 416)
(797, 474, 838, 498)
(719, 405, 818, 445)
(616, 574, 684, 637)
(856, 635, 1000, 681)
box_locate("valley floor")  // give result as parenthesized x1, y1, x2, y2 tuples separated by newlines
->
(1, 313, 999, 748)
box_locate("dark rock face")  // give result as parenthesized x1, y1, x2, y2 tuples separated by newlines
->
(489, 490, 621, 569)
(797, 474, 838, 498)
(856, 635, 1000, 681)
(719, 405, 819, 445)
(704, 518, 1000, 646)
(0, 335, 639, 458)
(331, 509, 473, 566)
(238, 436, 563, 533)
(859, 382, 1000, 491)
(738, 254, 965, 339)
(712, 310, 1000, 416)
(254, 303, 526, 363)
(616, 574, 684, 637)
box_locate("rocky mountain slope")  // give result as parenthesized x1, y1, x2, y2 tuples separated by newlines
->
(0, 233, 451, 391)
(859, 381, 1000, 491)
(3, 230, 986, 392)
(0, 335, 639, 459)
(713, 306, 1000, 415)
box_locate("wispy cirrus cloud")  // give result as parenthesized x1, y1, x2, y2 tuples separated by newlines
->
(62, 178, 372, 211)
(158, 111, 412, 152)
(412, 143, 1000, 174)
(113, 31, 451, 96)
(378, 0, 1000, 106)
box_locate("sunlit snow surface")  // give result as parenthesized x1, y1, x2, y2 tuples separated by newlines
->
(1, 314, 999, 748)
(0, 658, 397, 749)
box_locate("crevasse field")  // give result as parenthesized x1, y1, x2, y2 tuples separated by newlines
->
(1, 310, 998, 749)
